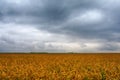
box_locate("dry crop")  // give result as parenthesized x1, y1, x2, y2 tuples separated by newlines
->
(0, 53, 120, 80)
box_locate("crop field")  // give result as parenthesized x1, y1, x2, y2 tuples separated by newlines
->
(0, 53, 120, 80)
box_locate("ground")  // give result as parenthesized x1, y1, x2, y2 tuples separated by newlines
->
(0, 53, 120, 80)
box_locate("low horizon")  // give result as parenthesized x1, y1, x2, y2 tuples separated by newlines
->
(0, 51, 120, 53)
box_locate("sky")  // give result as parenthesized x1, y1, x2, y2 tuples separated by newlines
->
(0, 0, 120, 52)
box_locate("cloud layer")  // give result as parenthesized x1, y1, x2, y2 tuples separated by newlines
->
(0, 0, 120, 52)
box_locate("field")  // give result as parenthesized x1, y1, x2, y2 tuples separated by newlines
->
(0, 53, 120, 80)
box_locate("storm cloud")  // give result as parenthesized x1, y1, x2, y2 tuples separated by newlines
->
(0, 0, 120, 52)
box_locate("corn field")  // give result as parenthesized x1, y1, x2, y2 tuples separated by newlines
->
(0, 53, 120, 80)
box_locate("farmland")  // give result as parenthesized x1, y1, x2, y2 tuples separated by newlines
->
(0, 53, 120, 80)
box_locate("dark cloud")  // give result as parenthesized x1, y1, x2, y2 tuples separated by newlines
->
(0, 0, 120, 52)
(0, 12, 3, 21)
(0, 0, 99, 24)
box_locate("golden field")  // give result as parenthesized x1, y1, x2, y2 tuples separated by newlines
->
(0, 53, 120, 80)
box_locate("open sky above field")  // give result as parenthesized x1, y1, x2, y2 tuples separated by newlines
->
(0, 0, 120, 52)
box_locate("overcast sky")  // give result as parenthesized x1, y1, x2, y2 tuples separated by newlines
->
(0, 0, 120, 52)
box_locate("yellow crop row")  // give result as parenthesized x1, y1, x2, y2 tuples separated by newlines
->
(0, 53, 120, 80)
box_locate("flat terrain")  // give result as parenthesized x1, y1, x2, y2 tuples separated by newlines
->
(0, 53, 120, 80)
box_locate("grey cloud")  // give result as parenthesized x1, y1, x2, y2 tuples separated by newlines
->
(0, 0, 99, 24)
(98, 42, 120, 51)
(0, 36, 15, 45)
(0, 12, 3, 21)
(0, 0, 120, 52)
